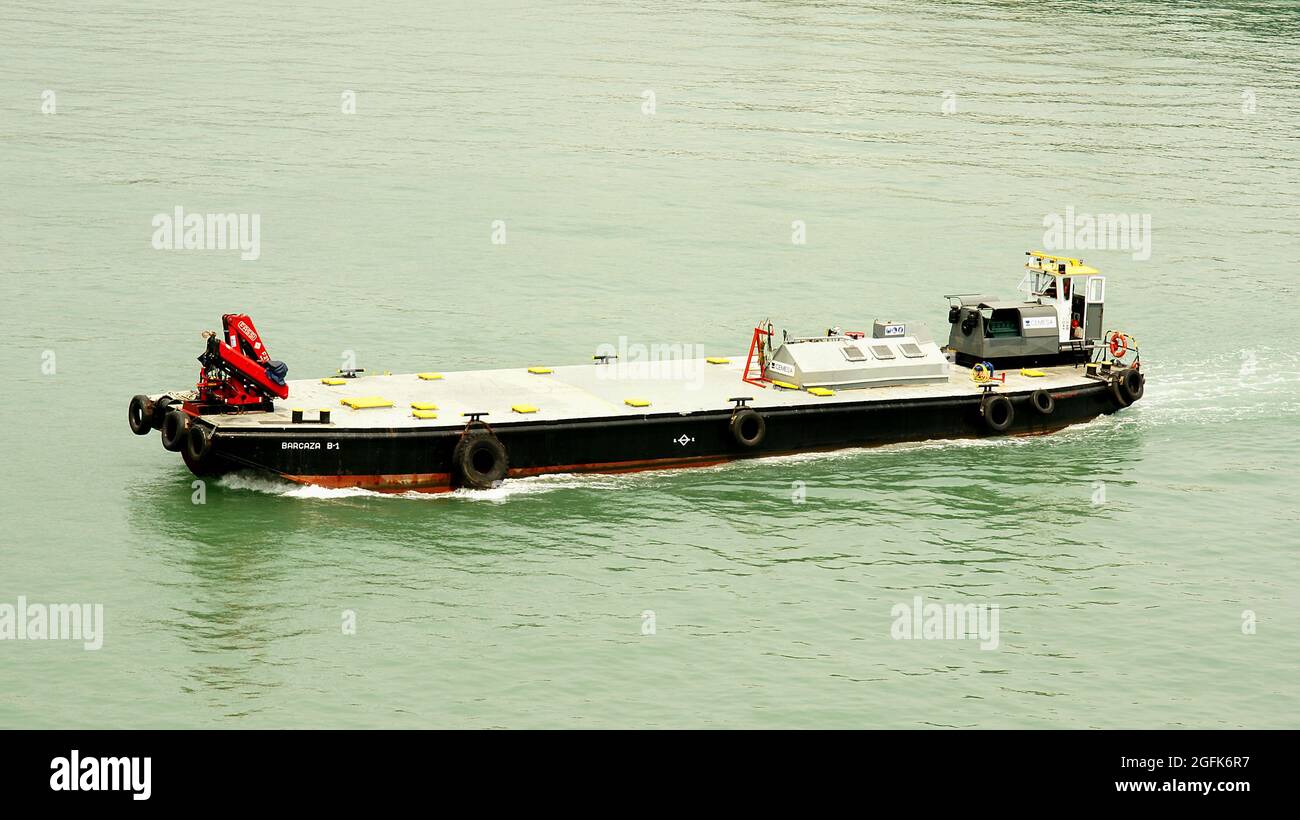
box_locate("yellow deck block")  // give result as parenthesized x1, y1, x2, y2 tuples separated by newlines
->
(340, 396, 393, 410)
(624, 398, 651, 407)
(807, 387, 835, 397)
(417, 372, 443, 380)
(527, 367, 553, 375)
(512, 404, 539, 414)
(321, 378, 346, 385)
(771, 380, 799, 390)
(1020, 368, 1047, 377)
(706, 357, 730, 365)
(410, 401, 439, 411)
(411, 409, 438, 420)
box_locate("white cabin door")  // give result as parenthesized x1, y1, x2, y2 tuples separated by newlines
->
(1083, 276, 1105, 341)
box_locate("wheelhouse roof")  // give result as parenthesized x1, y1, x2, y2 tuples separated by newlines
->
(1024, 250, 1100, 276)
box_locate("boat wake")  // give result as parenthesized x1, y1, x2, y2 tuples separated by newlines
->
(1126, 347, 1300, 425)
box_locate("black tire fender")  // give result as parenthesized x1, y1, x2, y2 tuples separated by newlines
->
(1119, 368, 1144, 403)
(161, 409, 190, 452)
(1110, 375, 1132, 408)
(152, 397, 176, 430)
(452, 433, 508, 489)
(980, 393, 1014, 433)
(182, 448, 232, 477)
(1030, 389, 1055, 416)
(129, 394, 153, 435)
(729, 407, 766, 448)
(186, 423, 213, 462)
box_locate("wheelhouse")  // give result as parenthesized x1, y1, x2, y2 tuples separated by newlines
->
(1020, 251, 1106, 344)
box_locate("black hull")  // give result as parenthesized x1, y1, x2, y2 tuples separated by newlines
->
(187, 379, 1127, 492)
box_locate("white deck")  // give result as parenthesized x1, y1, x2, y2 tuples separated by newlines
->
(203, 358, 1095, 430)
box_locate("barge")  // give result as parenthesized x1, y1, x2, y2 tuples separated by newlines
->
(127, 251, 1145, 492)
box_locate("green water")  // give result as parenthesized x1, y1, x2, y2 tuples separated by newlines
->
(2, 1, 1298, 728)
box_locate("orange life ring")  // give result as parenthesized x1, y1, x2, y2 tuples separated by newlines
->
(1108, 332, 1128, 358)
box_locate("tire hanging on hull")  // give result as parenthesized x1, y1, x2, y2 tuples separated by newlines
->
(153, 397, 178, 430)
(1119, 368, 1144, 403)
(1108, 368, 1144, 408)
(186, 423, 214, 462)
(452, 432, 509, 490)
(980, 393, 1014, 433)
(161, 410, 190, 452)
(128, 395, 153, 435)
(182, 443, 233, 477)
(729, 408, 767, 449)
(1030, 389, 1055, 416)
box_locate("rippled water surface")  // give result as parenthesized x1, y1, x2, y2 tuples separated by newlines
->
(1, 1, 1298, 727)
